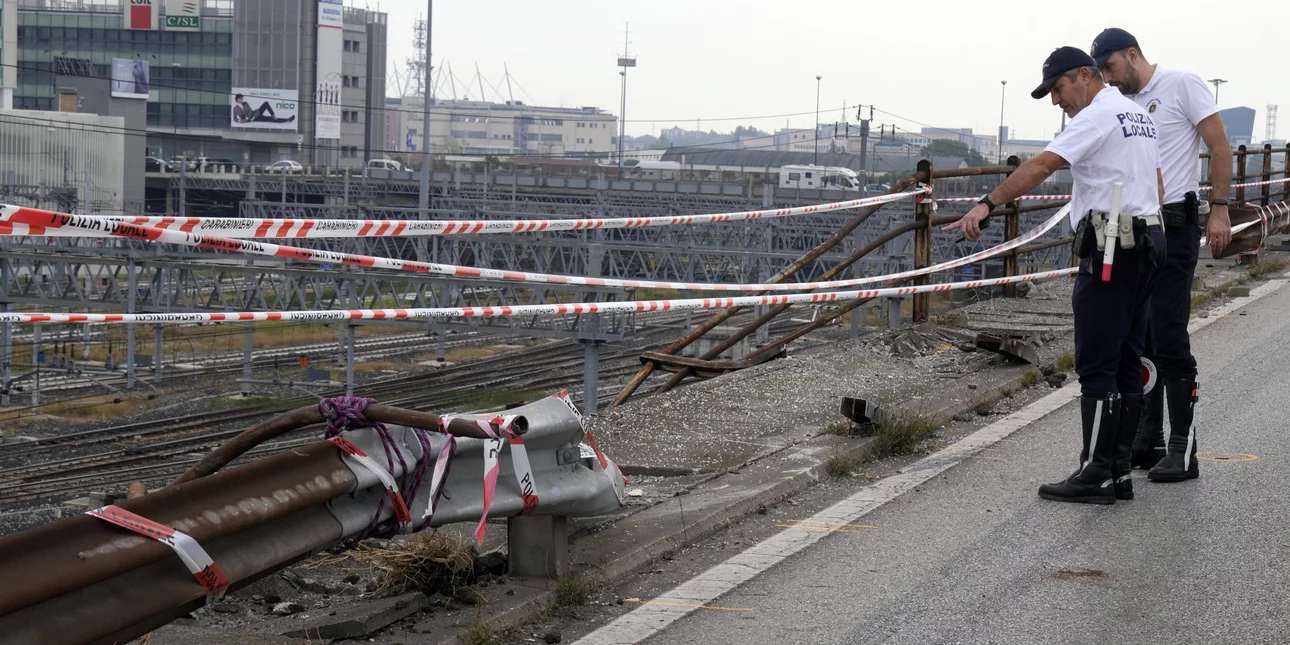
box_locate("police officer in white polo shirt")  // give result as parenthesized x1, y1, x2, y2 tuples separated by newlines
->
(1092, 28, 1232, 484)
(944, 46, 1165, 504)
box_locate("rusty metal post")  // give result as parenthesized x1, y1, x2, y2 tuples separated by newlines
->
(1002, 155, 1022, 297)
(912, 159, 933, 323)
(1282, 147, 1290, 201)
(1236, 145, 1248, 205)
(1262, 143, 1273, 206)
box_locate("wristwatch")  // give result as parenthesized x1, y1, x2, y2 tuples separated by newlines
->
(977, 195, 997, 211)
(1211, 199, 1229, 206)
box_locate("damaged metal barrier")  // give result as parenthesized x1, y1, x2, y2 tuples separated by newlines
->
(0, 392, 625, 645)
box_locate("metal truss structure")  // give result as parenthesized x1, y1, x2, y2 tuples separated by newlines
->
(1, 172, 1070, 400)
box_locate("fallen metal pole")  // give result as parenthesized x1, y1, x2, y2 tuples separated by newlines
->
(652, 218, 926, 394)
(613, 177, 921, 406)
(171, 403, 527, 486)
(0, 441, 356, 619)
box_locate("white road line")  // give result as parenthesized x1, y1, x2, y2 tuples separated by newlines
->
(573, 271, 1290, 645)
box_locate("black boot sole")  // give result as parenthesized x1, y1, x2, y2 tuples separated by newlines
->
(1147, 469, 1199, 483)
(1038, 490, 1116, 505)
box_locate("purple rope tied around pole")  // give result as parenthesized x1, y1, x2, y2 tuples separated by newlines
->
(319, 396, 438, 541)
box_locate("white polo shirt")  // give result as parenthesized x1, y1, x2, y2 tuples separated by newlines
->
(1125, 66, 1220, 205)
(1045, 86, 1162, 227)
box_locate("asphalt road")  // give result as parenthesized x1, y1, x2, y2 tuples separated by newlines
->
(630, 276, 1290, 645)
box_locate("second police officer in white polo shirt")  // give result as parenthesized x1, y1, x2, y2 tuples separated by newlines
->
(944, 46, 1165, 504)
(1092, 28, 1232, 485)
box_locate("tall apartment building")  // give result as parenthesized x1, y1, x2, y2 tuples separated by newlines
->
(14, 0, 386, 170)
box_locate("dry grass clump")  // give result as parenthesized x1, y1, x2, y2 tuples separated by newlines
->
(350, 530, 476, 594)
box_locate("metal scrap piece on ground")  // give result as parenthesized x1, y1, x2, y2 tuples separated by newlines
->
(974, 333, 1039, 365)
(839, 397, 887, 434)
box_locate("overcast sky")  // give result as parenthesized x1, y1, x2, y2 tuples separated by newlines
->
(376, 0, 1286, 144)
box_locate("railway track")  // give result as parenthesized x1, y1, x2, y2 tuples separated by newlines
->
(0, 311, 791, 507)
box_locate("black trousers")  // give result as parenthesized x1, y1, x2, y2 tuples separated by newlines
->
(1143, 202, 1201, 380)
(1073, 225, 1167, 398)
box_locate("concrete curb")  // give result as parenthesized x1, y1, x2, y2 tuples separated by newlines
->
(433, 261, 1290, 642)
(432, 346, 1080, 644)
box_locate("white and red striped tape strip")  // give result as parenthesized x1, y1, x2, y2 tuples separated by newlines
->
(934, 195, 1071, 204)
(0, 204, 1070, 295)
(328, 435, 413, 532)
(0, 266, 1079, 326)
(86, 505, 230, 600)
(0, 189, 927, 239)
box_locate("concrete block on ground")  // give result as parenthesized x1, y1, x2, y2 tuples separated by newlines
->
(1229, 285, 1252, 297)
(282, 592, 427, 640)
(508, 515, 569, 578)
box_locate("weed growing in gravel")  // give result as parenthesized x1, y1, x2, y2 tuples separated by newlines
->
(931, 310, 964, 326)
(826, 454, 861, 477)
(819, 421, 852, 436)
(1250, 257, 1290, 279)
(999, 386, 1017, 398)
(1055, 352, 1075, 373)
(554, 574, 596, 607)
(1020, 370, 1042, 388)
(868, 414, 939, 458)
(459, 615, 497, 645)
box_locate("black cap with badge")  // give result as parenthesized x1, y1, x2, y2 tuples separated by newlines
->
(1030, 46, 1099, 99)
(1090, 27, 1140, 66)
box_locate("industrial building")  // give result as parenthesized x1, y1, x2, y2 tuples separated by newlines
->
(12, 0, 387, 173)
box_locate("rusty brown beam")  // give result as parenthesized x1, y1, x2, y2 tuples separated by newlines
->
(1003, 157, 1022, 298)
(610, 174, 924, 408)
(0, 440, 355, 619)
(912, 160, 935, 322)
(651, 218, 926, 394)
(171, 404, 526, 486)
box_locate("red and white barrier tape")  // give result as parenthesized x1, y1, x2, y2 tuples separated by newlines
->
(0, 266, 1080, 326)
(0, 203, 1069, 295)
(454, 414, 528, 547)
(86, 505, 230, 601)
(419, 422, 458, 527)
(0, 189, 927, 239)
(933, 195, 1071, 204)
(328, 435, 413, 532)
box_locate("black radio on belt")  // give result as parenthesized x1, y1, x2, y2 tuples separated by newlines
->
(1164, 192, 1199, 228)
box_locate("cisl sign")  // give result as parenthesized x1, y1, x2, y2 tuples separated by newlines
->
(163, 0, 201, 31)
(123, 0, 159, 31)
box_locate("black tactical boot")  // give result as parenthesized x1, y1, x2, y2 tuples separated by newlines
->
(1148, 378, 1200, 483)
(1131, 384, 1166, 469)
(1113, 393, 1143, 500)
(1039, 395, 1119, 505)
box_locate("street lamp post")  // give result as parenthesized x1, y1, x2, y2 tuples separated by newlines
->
(1208, 78, 1227, 104)
(998, 80, 1007, 163)
(616, 25, 636, 171)
(814, 75, 822, 167)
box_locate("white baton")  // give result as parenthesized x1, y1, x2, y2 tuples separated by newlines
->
(1101, 182, 1124, 282)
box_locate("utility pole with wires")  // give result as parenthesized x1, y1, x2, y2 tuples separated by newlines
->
(616, 23, 636, 171)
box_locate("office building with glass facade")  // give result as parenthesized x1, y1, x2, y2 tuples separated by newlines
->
(14, 0, 385, 169)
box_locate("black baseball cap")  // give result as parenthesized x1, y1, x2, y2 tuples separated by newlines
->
(1030, 46, 1099, 99)
(1090, 28, 1140, 66)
